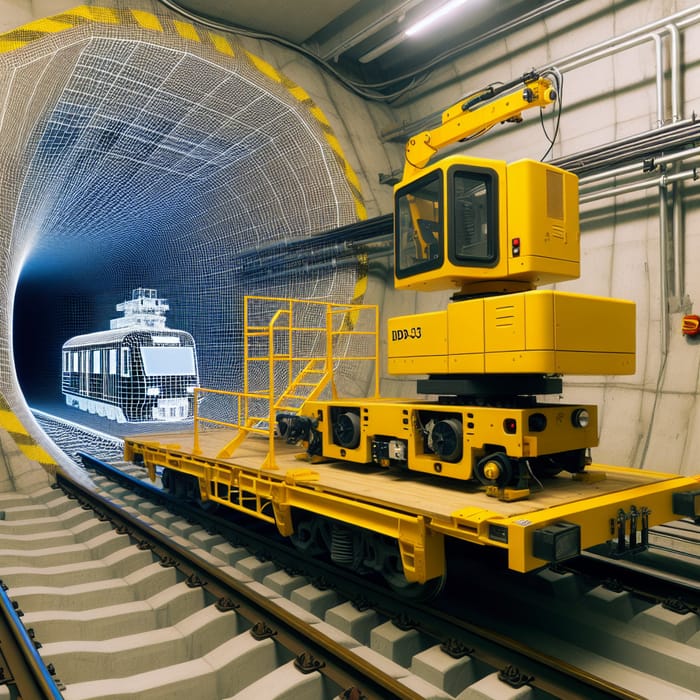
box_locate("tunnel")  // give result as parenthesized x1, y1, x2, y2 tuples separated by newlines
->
(1, 3, 367, 461)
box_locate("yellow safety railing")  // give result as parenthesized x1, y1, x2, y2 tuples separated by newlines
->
(192, 296, 379, 468)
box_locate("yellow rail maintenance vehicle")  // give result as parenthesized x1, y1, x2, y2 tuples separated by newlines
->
(126, 70, 700, 597)
(290, 70, 634, 499)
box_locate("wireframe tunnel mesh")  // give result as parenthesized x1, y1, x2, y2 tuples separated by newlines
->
(0, 2, 364, 440)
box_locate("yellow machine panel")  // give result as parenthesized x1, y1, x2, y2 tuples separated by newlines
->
(388, 290, 635, 376)
(505, 160, 580, 283)
(394, 157, 580, 295)
(387, 310, 448, 374)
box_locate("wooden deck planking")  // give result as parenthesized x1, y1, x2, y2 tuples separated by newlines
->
(127, 428, 674, 522)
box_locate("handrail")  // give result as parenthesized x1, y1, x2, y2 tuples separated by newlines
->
(267, 308, 291, 467)
(193, 296, 379, 466)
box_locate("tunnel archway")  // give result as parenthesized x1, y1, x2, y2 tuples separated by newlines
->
(1, 3, 365, 448)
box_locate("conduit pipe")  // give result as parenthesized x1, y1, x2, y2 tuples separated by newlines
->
(542, 18, 683, 127)
(387, 5, 699, 142)
(579, 167, 697, 204)
(554, 118, 700, 174)
(659, 182, 670, 357)
(579, 145, 700, 186)
(672, 175, 684, 298)
(668, 23, 682, 122)
(542, 4, 696, 75)
(321, 0, 425, 61)
(579, 144, 700, 308)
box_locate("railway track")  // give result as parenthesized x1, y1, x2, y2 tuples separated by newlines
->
(15, 411, 700, 698)
(32, 409, 124, 464)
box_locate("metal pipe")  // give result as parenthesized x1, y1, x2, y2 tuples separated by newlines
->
(653, 33, 665, 126)
(672, 176, 685, 299)
(579, 145, 700, 187)
(667, 23, 682, 122)
(554, 118, 700, 175)
(659, 183, 670, 357)
(579, 167, 698, 203)
(321, 0, 424, 61)
(541, 5, 700, 73)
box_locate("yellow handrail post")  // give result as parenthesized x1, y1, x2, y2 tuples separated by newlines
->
(374, 304, 380, 398)
(288, 299, 293, 410)
(326, 304, 337, 400)
(268, 310, 277, 469)
(193, 387, 201, 455)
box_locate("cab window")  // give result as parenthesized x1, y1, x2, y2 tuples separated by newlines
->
(395, 171, 443, 278)
(450, 170, 497, 266)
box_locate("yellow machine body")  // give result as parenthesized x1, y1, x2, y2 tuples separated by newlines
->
(302, 397, 598, 481)
(388, 290, 636, 376)
(394, 157, 580, 294)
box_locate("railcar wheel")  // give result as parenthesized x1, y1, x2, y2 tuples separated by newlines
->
(381, 557, 447, 601)
(289, 517, 327, 557)
(558, 448, 587, 473)
(160, 467, 173, 492)
(333, 411, 361, 449)
(530, 458, 562, 478)
(161, 467, 200, 501)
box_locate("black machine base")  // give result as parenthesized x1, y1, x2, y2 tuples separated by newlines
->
(417, 374, 563, 398)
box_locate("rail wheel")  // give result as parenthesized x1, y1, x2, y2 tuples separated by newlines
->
(380, 554, 447, 601)
(161, 467, 200, 501)
(529, 448, 588, 478)
(289, 516, 328, 557)
(431, 418, 463, 462)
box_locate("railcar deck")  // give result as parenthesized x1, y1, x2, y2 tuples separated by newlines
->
(124, 427, 700, 577)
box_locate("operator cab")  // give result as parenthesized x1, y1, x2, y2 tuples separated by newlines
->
(394, 156, 581, 296)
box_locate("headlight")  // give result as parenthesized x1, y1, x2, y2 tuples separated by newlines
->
(571, 408, 590, 428)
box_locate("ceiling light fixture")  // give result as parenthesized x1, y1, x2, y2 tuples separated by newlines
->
(359, 0, 470, 62)
(405, 0, 469, 37)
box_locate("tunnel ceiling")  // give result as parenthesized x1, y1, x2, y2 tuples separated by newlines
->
(1, 4, 363, 421)
(168, 0, 564, 97)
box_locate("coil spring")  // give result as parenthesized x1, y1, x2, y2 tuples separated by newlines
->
(330, 523, 354, 565)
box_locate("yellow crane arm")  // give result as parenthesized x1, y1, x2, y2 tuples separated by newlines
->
(403, 72, 558, 179)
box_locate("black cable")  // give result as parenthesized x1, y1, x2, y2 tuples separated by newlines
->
(539, 67, 564, 162)
(155, 0, 419, 102)
(156, 0, 577, 103)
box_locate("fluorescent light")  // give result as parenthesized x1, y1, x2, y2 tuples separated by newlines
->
(358, 0, 470, 63)
(405, 0, 468, 37)
(358, 33, 407, 63)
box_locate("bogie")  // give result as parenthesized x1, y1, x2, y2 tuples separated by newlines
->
(289, 512, 445, 600)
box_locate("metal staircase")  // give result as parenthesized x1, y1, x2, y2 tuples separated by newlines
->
(192, 296, 378, 468)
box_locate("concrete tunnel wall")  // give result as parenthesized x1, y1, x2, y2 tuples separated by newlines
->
(1, 0, 700, 484)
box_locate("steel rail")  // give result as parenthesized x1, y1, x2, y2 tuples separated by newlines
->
(0, 573, 65, 698)
(77, 452, 653, 699)
(57, 461, 423, 700)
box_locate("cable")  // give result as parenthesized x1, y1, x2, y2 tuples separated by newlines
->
(524, 460, 545, 492)
(539, 67, 564, 162)
(156, 0, 576, 103)
(156, 0, 421, 102)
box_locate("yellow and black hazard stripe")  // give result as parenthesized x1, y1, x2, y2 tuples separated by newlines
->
(0, 396, 58, 475)
(0, 4, 366, 223)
